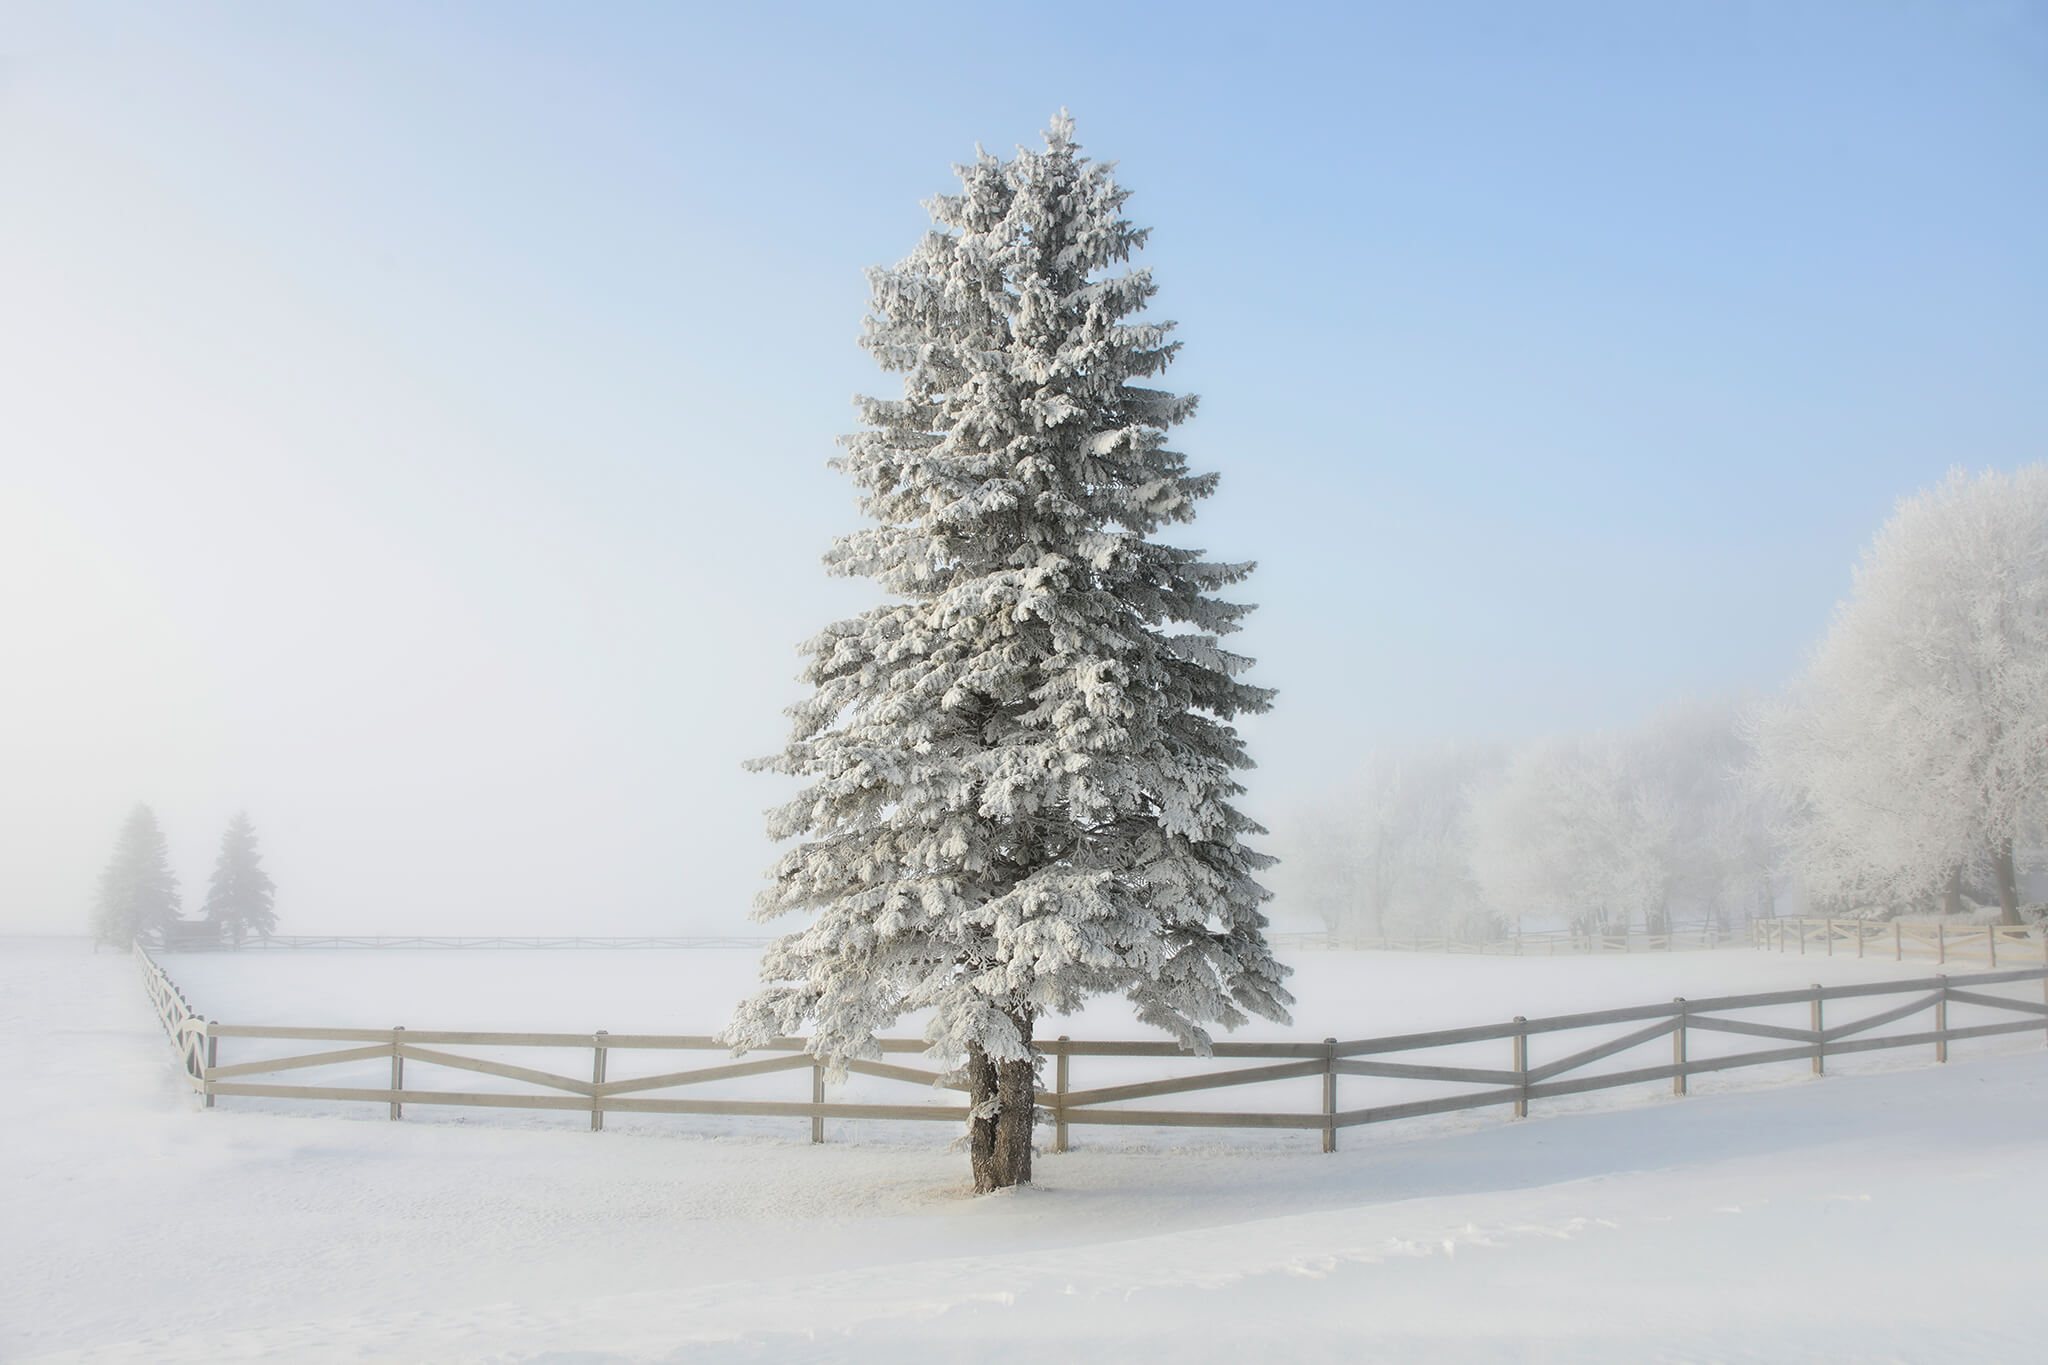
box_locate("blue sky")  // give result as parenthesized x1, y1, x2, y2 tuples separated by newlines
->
(3, 2, 2044, 931)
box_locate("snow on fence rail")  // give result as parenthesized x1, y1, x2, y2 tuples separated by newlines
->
(137, 942, 211, 1091)
(1751, 917, 2047, 966)
(133, 942, 2048, 1151)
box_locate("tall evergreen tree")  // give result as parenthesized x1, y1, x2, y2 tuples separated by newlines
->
(727, 115, 1292, 1191)
(201, 812, 278, 943)
(90, 804, 181, 947)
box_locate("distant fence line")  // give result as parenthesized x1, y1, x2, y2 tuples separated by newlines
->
(152, 929, 1743, 957)
(133, 941, 2048, 1152)
(146, 934, 776, 952)
(1751, 917, 2047, 966)
(1281, 927, 1737, 955)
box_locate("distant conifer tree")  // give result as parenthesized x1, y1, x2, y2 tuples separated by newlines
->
(726, 115, 1291, 1191)
(201, 812, 277, 944)
(90, 804, 182, 947)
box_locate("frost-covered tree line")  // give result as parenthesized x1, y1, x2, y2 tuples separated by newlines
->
(726, 115, 1290, 1191)
(90, 805, 278, 947)
(1286, 467, 2048, 940)
(1282, 700, 1781, 944)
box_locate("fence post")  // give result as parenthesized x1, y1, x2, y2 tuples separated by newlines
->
(204, 1022, 218, 1109)
(590, 1030, 608, 1132)
(1322, 1037, 1338, 1153)
(1895, 920, 1902, 961)
(1825, 918, 1833, 956)
(1798, 917, 1806, 955)
(1811, 985, 1825, 1077)
(1988, 926, 1997, 968)
(1513, 1017, 1529, 1118)
(811, 1057, 825, 1144)
(1937, 922, 1946, 966)
(1054, 1035, 1070, 1154)
(1935, 977, 1948, 1063)
(1857, 922, 1865, 959)
(1672, 1000, 1687, 1096)
(390, 1025, 404, 1120)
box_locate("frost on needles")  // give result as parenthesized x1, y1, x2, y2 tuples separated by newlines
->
(724, 113, 1292, 1191)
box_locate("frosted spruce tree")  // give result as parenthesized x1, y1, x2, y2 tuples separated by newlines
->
(201, 812, 278, 943)
(726, 114, 1292, 1192)
(90, 803, 181, 948)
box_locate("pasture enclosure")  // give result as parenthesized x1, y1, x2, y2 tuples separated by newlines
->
(144, 933, 776, 950)
(136, 942, 2048, 1151)
(1754, 916, 2046, 965)
(1320, 927, 1737, 954)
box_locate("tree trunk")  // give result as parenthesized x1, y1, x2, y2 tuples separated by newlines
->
(1942, 864, 1964, 919)
(1992, 840, 2021, 926)
(966, 1012, 1035, 1192)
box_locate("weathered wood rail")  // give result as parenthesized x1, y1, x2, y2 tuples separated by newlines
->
(134, 943, 2048, 1151)
(1751, 917, 2046, 966)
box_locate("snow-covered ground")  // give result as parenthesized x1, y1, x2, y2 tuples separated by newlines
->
(7, 937, 2048, 1362)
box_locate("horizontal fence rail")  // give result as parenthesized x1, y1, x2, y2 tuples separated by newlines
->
(1752, 917, 2046, 966)
(1283, 927, 1736, 955)
(133, 944, 2048, 1151)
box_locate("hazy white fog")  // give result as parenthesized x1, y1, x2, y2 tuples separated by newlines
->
(4, 5, 2043, 934)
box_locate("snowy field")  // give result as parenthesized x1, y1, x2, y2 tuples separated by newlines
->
(7, 937, 2048, 1362)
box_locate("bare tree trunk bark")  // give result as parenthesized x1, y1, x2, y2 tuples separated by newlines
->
(1993, 840, 2021, 926)
(1942, 864, 1964, 919)
(967, 1012, 1035, 1192)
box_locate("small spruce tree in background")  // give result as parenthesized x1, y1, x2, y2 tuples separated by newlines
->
(727, 114, 1292, 1192)
(90, 804, 182, 947)
(201, 812, 277, 944)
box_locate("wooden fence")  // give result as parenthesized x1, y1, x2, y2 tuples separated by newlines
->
(134, 943, 2048, 1151)
(138, 941, 213, 1095)
(1285, 927, 1734, 955)
(147, 934, 775, 952)
(1752, 917, 2046, 966)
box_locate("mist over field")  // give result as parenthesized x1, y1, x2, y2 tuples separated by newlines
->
(10, 8, 2048, 1362)
(5, 4, 2044, 945)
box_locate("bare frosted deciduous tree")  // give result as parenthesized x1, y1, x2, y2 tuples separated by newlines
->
(1751, 467, 2048, 925)
(1466, 700, 1780, 935)
(1281, 746, 1500, 945)
(1469, 734, 1672, 935)
(725, 115, 1291, 1192)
